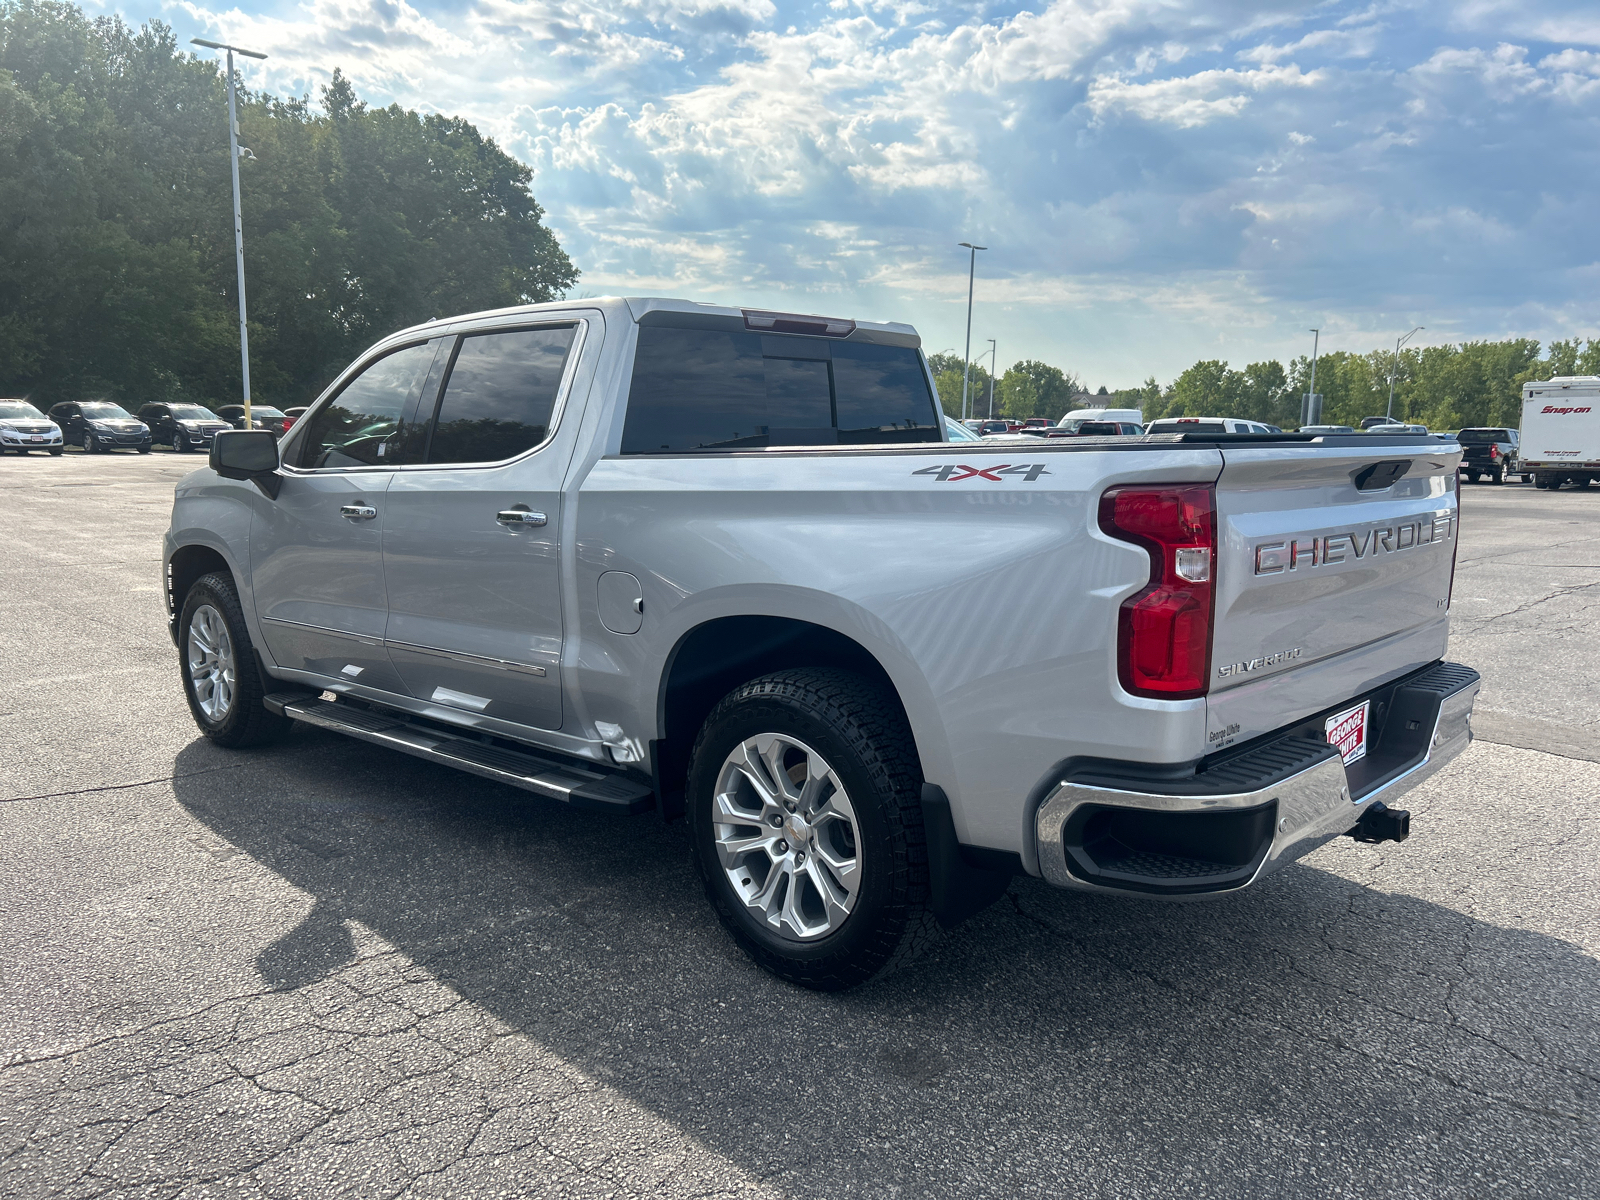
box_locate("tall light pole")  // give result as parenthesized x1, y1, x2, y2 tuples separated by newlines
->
(1306, 328, 1320, 427)
(1388, 326, 1424, 420)
(958, 242, 986, 421)
(984, 338, 997, 418)
(193, 37, 267, 425)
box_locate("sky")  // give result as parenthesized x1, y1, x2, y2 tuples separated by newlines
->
(136, 0, 1600, 388)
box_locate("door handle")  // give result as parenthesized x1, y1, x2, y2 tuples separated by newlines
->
(340, 504, 377, 521)
(497, 509, 547, 527)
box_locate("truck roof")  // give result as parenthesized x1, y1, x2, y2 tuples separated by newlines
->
(1525, 376, 1600, 392)
(624, 297, 920, 346)
(374, 296, 921, 354)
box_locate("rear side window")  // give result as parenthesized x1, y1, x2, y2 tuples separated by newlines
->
(621, 327, 939, 453)
(426, 326, 577, 464)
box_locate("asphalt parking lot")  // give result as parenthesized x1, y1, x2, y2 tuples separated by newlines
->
(2, 453, 1597, 1199)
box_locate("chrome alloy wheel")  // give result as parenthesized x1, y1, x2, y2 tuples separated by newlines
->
(187, 603, 236, 722)
(712, 733, 862, 941)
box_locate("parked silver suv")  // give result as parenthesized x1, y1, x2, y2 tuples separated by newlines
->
(164, 297, 1479, 989)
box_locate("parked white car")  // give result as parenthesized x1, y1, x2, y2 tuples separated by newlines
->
(1145, 417, 1277, 435)
(0, 400, 64, 455)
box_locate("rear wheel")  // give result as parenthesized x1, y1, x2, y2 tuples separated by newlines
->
(1467, 471, 1481, 483)
(1490, 470, 1503, 484)
(688, 668, 936, 991)
(178, 572, 290, 747)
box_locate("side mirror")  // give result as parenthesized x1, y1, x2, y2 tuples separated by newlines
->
(211, 429, 282, 498)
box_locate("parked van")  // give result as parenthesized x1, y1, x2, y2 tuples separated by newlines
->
(1521, 376, 1600, 489)
(1056, 407, 1142, 433)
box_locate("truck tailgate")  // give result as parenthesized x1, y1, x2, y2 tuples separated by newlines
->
(1205, 437, 1462, 751)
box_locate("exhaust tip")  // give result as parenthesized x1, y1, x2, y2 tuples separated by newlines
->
(1347, 801, 1410, 845)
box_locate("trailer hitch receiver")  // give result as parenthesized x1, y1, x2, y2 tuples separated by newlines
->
(1346, 801, 1410, 845)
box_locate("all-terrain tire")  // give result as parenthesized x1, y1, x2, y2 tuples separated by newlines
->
(687, 668, 938, 991)
(178, 571, 291, 748)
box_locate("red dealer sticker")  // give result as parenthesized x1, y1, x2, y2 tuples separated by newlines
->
(1325, 700, 1370, 769)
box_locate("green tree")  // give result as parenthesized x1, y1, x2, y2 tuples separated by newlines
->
(1112, 377, 1162, 417)
(1002, 359, 1077, 420)
(0, 1, 578, 410)
(1165, 360, 1246, 418)
(997, 369, 1038, 419)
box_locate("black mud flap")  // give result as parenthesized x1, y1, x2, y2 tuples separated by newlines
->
(921, 785, 1015, 930)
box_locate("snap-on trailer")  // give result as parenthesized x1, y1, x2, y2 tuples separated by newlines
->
(1522, 376, 1600, 489)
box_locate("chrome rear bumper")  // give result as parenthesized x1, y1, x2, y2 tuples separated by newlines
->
(1034, 661, 1479, 897)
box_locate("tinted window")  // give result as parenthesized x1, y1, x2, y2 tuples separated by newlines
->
(831, 342, 939, 444)
(1457, 428, 1512, 443)
(621, 327, 939, 453)
(425, 326, 577, 464)
(296, 341, 437, 469)
(1149, 419, 1227, 434)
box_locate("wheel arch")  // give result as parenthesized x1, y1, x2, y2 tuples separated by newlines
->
(650, 613, 947, 821)
(166, 542, 244, 649)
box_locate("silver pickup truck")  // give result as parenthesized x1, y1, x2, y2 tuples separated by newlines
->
(164, 297, 1479, 990)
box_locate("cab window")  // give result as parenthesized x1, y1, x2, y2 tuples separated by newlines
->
(295, 342, 439, 469)
(423, 326, 577, 465)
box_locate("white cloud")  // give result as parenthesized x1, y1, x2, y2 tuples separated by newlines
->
(1088, 62, 1323, 128)
(162, 0, 1600, 383)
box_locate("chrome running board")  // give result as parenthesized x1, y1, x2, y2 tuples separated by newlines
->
(265, 693, 653, 814)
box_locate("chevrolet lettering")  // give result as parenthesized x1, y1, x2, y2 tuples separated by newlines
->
(161, 295, 1480, 992)
(1253, 515, 1455, 576)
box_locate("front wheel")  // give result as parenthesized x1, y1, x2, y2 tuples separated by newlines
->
(688, 669, 936, 991)
(84, 432, 99, 454)
(48, 447, 62, 456)
(178, 572, 290, 747)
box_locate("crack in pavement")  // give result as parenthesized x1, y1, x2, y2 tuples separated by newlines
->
(1, 765, 241, 805)
(1004, 892, 1594, 1126)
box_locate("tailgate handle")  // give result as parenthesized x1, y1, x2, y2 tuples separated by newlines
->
(1352, 460, 1411, 491)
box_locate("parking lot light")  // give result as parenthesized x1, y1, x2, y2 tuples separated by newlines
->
(958, 242, 986, 421)
(1389, 326, 1424, 420)
(191, 37, 268, 427)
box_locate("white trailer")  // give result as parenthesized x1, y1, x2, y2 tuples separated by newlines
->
(1521, 376, 1600, 490)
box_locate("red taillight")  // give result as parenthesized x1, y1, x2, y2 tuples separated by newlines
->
(1489, 445, 1500, 460)
(1099, 484, 1217, 699)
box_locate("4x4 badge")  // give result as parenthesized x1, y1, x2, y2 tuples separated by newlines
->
(913, 463, 1052, 482)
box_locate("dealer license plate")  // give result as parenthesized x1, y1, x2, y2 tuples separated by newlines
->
(1325, 700, 1370, 770)
(29, 436, 42, 442)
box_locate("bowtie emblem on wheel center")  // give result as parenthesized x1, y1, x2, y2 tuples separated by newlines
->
(784, 814, 811, 848)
